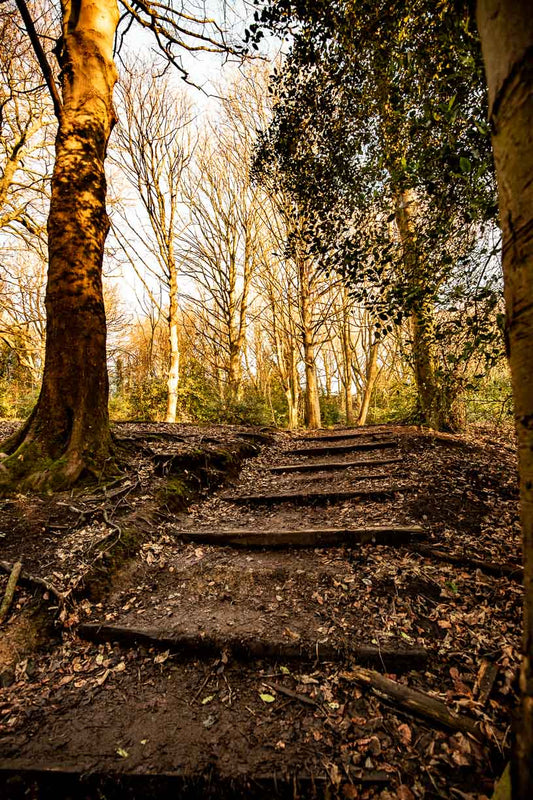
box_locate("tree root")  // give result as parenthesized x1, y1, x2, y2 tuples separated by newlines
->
(0, 560, 68, 616)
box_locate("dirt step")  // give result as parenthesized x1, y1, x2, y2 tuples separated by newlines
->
(222, 485, 408, 506)
(177, 526, 426, 548)
(78, 623, 428, 669)
(269, 457, 403, 474)
(287, 440, 398, 457)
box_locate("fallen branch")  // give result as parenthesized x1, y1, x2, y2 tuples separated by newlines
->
(409, 544, 523, 579)
(475, 659, 499, 706)
(264, 681, 319, 707)
(0, 560, 67, 612)
(341, 666, 483, 740)
(0, 560, 22, 624)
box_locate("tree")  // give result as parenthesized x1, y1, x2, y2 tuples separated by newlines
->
(112, 61, 194, 423)
(0, 0, 241, 488)
(252, 0, 498, 431)
(476, 3, 533, 796)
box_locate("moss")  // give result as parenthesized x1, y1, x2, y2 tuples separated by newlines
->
(157, 477, 193, 513)
(81, 524, 150, 602)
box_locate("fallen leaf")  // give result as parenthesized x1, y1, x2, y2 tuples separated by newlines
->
(116, 748, 129, 758)
(259, 693, 276, 703)
(398, 722, 412, 746)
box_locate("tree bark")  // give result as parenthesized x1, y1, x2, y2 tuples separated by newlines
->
(476, 3, 533, 797)
(394, 190, 440, 428)
(2, 0, 118, 488)
(357, 339, 379, 426)
(299, 255, 321, 429)
(165, 264, 180, 423)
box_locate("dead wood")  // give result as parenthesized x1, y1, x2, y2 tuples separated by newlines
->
(264, 681, 319, 707)
(0, 561, 22, 624)
(341, 666, 484, 740)
(78, 623, 428, 669)
(287, 440, 398, 457)
(269, 457, 403, 474)
(0, 560, 67, 611)
(409, 544, 523, 579)
(475, 659, 499, 706)
(222, 486, 409, 506)
(177, 526, 426, 548)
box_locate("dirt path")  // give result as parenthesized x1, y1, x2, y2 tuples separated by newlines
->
(0, 424, 523, 798)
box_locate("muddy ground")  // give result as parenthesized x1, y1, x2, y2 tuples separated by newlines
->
(0, 421, 522, 799)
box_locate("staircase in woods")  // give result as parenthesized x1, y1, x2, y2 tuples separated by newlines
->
(0, 425, 522, 799)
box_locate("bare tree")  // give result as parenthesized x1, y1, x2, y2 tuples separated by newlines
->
(112, 60, 194, 422)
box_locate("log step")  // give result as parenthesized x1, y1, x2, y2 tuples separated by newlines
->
(222, 485, 408, 506)
(78, 623, 428, 669)
(177, 526, 426, 548)
(269, 457, 403, 474)
(298, 430, 393, 443)
(0, 768, 391, 798)
(285, 471, 391, 483)
(287, 440, 398, 457)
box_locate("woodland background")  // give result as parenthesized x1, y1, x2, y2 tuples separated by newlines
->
(0, 6, 509, 433)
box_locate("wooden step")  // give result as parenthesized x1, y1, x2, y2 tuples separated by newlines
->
(177, 526, 426, 548)
(78, 623, 428, 669)
(0, 768, 392, 798)
(287, 440, 397, 457)
(222, 485, 408, 506)
(298, 430, 393, 443)
(269, 457, 403, 474)
(283, 471, 391, 483)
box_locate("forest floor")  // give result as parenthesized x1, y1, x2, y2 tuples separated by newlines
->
(0, 421, 523, 799)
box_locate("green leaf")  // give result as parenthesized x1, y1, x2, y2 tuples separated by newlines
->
(201, 695, 215, 705)
(116, 748, 129, 758)
(259, 693, 276, 703)
(280, 666, 290, 675)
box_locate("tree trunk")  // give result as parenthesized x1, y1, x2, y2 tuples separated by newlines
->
(357, 340, 379, 426)
(476, 3, 533, 797)
(299, 255, 321, 429)
(1, 0, 118, 489)
(165, 265, 180, 423)
(394, 189, 440, 428)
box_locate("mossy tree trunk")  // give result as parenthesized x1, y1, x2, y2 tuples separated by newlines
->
(477, 3, 533, 797)
(2, 0, 118, 489)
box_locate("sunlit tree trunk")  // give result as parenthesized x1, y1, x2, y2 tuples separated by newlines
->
(477, 3, 533, 797)
(340, 290, 355, 424)
(357, 340, 379, 426)
(165, 263, 180, 422)
(2, 0, 118, 488)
